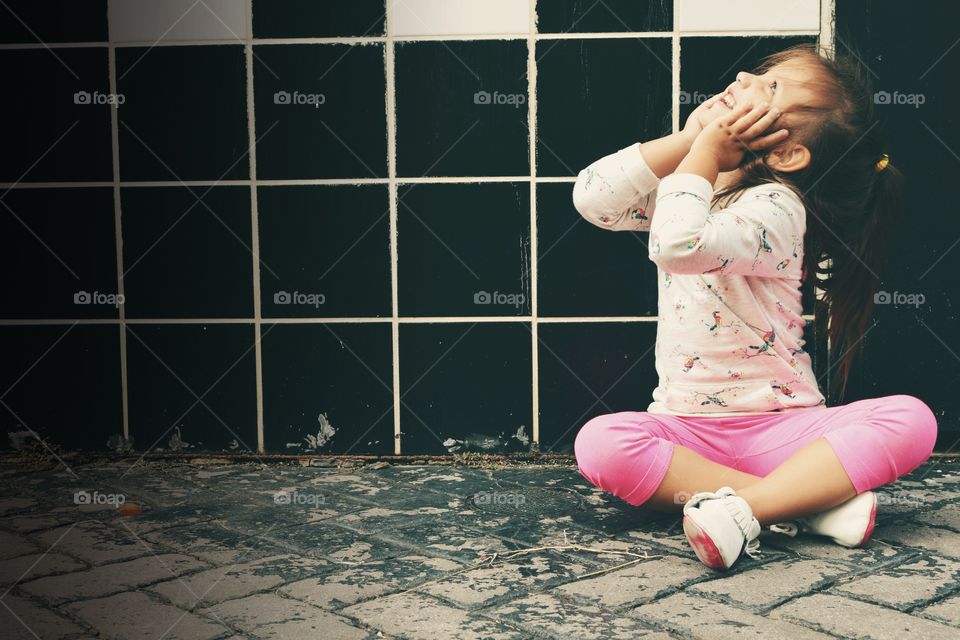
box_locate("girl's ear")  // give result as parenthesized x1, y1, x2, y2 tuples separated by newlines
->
(765, 142, 811, 173)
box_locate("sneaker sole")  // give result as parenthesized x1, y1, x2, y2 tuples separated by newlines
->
(682, 513, 728, 570)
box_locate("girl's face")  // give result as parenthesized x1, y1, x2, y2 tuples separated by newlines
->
(702, 58, 820, 126)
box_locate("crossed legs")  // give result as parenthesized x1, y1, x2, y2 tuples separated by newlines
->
(574, 395, 938, 526)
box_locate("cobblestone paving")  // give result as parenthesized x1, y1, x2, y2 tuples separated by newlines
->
(1, 456, 959, 639)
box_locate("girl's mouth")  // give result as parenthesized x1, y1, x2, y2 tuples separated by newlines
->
(718, 91, 736, 109)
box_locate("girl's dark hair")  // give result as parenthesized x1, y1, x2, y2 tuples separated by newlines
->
(712, 43, 904, 404)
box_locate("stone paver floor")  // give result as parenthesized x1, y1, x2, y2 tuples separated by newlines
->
(2, 455, 960, 639)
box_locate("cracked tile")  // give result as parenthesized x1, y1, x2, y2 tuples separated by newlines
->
(280, 554, 460, 610)
(33, 521, 145, 564)
(0, 594, 84, 640)
(342, 591, 529, 639)
(203, 592, 367, 639)
(0, 552, 86, 586)
(834, 554, 960, 610)
(489, 590, 674, 639)
(65, 591, 228, 639)
(21, 553, 208, 604)
(419, 550, 595, 607)
(148, 553, 329, 609)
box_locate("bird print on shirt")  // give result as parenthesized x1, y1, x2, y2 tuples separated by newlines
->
(671, 346, 709, 373)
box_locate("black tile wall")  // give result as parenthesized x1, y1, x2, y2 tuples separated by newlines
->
(678, 35, 816, 125)
(537, 0, 672, 33)
(120, 187, 253, 318)
(398, 182, 531, 317)
(0, 0, 108, 44)
(14, 5, 946, 454)
(536, 37, 672, 176)
(399, 323, 532, 455)
(836, 1, 960, 449)
(116, 45, 249, 181)
(0, 188, 118, 320)
(0, 324, 121, 451)
(258, 185, 391, 318)
(252, 0, 386, 38)
(2, 47, 112, 182)
(126, 324, 258, 453)
(260, 323, 394, 455)
(253, 43, 388, 179)
(538, 321, 659, 453)
(395, 40, 529, 177)
(537, 182, 658, 316)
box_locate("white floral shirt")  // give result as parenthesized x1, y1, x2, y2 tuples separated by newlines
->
(573, 142, 827, 416)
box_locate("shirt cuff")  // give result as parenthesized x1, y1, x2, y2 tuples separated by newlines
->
(658, 173, 714, 204)
(613, 142, 661, 195)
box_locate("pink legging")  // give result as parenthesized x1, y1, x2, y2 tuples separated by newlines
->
(574, 394, 938, 507)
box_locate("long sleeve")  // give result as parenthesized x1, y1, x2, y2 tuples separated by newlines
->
(571, 142, 661, 232)
(648, 173, 806, 279)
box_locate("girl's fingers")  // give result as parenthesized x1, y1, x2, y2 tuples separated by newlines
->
(747, 128, 790, 151)
(719, 102, 753, 126)
(731, 102, 772, 133)
(741, 106, 782, 139)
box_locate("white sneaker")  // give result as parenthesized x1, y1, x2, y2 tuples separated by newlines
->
(682, 486, 762, 570)
(768, 490, 878, 548)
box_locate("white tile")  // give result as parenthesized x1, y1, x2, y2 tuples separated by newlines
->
(390, 0, 530, 36)
(679, 0, 820, 33)
(109, 0, 247, 43)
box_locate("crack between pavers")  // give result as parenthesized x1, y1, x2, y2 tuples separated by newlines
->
(749, 549, 924, 616)
(2, 586, 103, 640)
(11, 558, 219, 609)
(771, 602, 927, 640)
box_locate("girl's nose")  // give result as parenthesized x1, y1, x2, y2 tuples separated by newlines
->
(736, 71, 750, 86)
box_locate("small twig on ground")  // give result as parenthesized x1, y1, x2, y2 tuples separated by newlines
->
(381, 529, 661, 600)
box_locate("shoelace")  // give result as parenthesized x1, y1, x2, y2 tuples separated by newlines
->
(769, 522, 800, 537)
(689, 488, 764, 559)
(723, 500, 763, 559)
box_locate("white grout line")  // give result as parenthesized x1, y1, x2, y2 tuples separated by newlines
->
(819, 0, 836, 58)
(244, 0, 266, 454)
(386, 6, 402, 456)
(0, 176, 581, 188)
(106, 12, 130, 444)
(528, 0, 539, 449)
(817, 0, 836, 367)
(0, 315, 819, 325)
(0, 30, 821, 50)
(672, 0, 681, 133)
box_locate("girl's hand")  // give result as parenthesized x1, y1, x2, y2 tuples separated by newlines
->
(690, 102, 789, 171)
(680, 95, 721, 142)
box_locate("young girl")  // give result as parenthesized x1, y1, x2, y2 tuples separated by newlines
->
(571, 44, 938, 570)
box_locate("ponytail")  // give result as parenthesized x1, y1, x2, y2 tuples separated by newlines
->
(816, 161, 904, 402)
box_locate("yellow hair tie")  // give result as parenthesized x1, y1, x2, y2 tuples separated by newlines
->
(875, 153, 890, 172)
